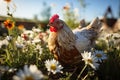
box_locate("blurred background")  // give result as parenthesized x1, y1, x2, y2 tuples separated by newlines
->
(0, 0, 120, 31)
(0, 1, 120, 79)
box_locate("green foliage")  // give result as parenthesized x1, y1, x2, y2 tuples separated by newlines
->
(63, 7, 79, 29)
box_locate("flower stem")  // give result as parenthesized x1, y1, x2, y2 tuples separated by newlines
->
(82, 74, 88, 80)
(5, 49, 11, 66)
(77, 64, 87, 79)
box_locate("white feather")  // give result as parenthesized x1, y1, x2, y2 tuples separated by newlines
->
(73, 28, 91, 53)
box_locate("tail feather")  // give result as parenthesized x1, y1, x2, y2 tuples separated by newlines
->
(87, 17, 102, 32)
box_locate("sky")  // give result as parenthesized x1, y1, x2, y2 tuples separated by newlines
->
(0, 0, 119, 22)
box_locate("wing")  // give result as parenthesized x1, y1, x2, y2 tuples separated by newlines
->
(73, 17, 101, 40)
(73, 28, 97, 40)
(73, 29, 92, 53)
(73, 17, 102, 53)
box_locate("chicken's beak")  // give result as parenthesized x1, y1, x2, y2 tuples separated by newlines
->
(47, 24, 50, 27)
(47, 23, 52, 27)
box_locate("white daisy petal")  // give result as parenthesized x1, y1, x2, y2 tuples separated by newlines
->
(13, 65, 44, 80)
(81, 51, 100, 70)
(45, 59, 63, 74)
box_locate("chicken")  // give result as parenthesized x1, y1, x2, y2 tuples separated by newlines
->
(48, 14, 102, 79)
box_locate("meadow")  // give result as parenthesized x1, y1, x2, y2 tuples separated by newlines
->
(0, 0, 120, 80)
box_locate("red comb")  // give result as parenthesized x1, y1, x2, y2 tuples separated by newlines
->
(50, 14, 59, 23)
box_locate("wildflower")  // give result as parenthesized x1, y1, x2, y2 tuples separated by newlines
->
(94, 50, 107, 62)
(23, 30, 34, 35)
(45, 59, 63, 74)
(4, 0, 11, 3)
(21, 34, 29, 41)
(39, 46, 43, 55)
(6, 36, 12, 41)
(18, 25, 24, 30)
(81, 51, 99, 70)
(8, 68, 17, 73)
(15, 42, 24, 49)
(32, 39, 41, 44)
(0, 39, 9, 48)
(63, 3, 70, 10)
(13, 65, 44, 80)
(35, 45, 43, 55)
(3, 19, 14, 30)
(34, 44, 43, 55)
(21, 30, 34, 40)
(15, 36, 25, 48)
(32, 27, 41, 33)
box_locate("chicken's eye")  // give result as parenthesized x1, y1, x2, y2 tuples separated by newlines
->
(56, 21, 59, 24)
(50, 22, 53, 24)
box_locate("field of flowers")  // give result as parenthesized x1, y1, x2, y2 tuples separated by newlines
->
(0, 0, 120, 80)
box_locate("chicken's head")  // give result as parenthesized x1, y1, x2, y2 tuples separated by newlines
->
(48, 14, 63, 32)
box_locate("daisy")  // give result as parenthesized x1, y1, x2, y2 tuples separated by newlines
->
(13, 65, 44, 80)
(81, 51, 99, 70)
(35, 45, 43, 55)
(32, 39, 41, 44)
(32, 27, 42, 33)
(15, 36, 25, 48)
(0, 39, 9, 48)
(6, 36, 12, 41)
(94, 50, 107, 62)
(15, 42, 25, 49)
(45, 59, 63, 74)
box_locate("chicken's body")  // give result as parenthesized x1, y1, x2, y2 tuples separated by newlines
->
(48, 22, 82, 67)
(48, 14, 101, 80)
(48, 15, 101, 67)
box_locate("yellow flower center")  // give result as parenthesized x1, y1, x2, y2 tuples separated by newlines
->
(25, 76, 34, 80)
(96, 54, 102, 58)
(87, 59, 93, 64)
(50, 64, 56, 70)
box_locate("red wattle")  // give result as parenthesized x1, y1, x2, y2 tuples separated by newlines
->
(50, 26, 57, 32)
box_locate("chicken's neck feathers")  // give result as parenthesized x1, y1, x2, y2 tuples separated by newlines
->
(48, 32, 57, 52)
(57, 23, 76, 50)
